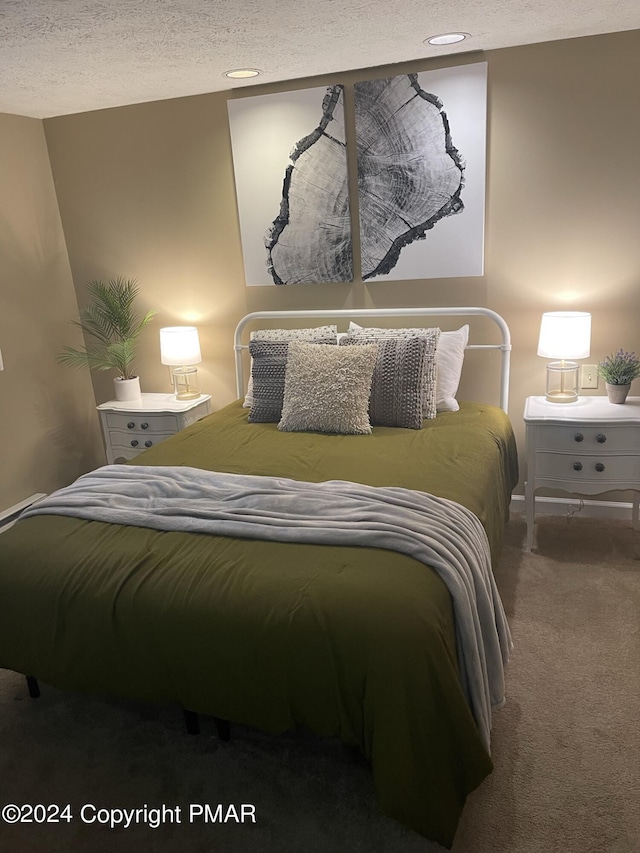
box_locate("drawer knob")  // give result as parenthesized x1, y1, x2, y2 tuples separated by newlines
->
(596, 434, 606, 444)
(127, 421, 135, 429)
(595, 462, 605, 472)
(141, 422, 149, 430)
(573, 462, 583, 471)
(131, 440, 139, 447)
(144, 440, 153, 448)
(573, 433, 584, 442)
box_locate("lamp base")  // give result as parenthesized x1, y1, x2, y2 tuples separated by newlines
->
(545, 360, 579, 404)
(171, 366, 200, 401)
(545, 389, 578, 404)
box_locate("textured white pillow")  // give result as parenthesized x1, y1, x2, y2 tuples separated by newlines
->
(348, 322, 468, 413)
(278, 341, 378, 435)
(243, 325, 338, 407)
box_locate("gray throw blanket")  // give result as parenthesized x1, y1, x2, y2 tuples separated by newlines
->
(22, 465, 512, 749)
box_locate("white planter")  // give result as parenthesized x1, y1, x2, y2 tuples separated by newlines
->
(114, 375, 142, 402)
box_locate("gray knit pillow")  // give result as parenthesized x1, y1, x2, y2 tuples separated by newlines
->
(340, 334, 433, 428)
(278, 341, 378, 435)
(349, 323, 467, 412)
(248, 338, 336, 423)
(342, 327, 440, 419)
(243, 325, 338, 408)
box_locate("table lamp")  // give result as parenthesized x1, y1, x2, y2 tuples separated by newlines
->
(160, 326, 202, 400)
(537, 311, 591, 403)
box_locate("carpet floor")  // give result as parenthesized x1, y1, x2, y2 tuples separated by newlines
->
(1, 514, 638, 852)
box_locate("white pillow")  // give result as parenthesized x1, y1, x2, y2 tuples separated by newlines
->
(348, 322, 468, 413)
(436, 326, 469, 412)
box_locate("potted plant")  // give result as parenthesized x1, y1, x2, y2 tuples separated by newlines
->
(596, 348, 640, 404)
(59, 277, 156, 401)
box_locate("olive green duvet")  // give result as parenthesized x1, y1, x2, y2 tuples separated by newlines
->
(0, 400, 518, 847)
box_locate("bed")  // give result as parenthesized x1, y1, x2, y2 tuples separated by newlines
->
(0, 307, 518, 848)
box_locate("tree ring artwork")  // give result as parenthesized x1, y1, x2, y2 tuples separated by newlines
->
(227, 63, 486, 286)
(355, 62, 487, 281)
(228, 85, 353, 286)
(354, 63, 486, 281)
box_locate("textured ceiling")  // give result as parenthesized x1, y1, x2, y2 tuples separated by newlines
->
(1, 0, 638, 118)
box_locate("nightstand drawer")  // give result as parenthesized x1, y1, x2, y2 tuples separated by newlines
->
(535, 452, 640, 483)
(107, 445, 146, 462)
(105, 412, 180, 433)
(108, 430, 175, 452)
(533, 425, 640, 453)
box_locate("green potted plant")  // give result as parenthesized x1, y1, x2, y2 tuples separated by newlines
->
(596, 348, 640, 404)
(59, 277, 156, 401)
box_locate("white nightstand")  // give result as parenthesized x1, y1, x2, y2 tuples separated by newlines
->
(524, 395, 640, 551)
(97, 393, 212, 464)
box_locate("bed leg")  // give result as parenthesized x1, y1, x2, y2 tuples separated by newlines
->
(26, 675, 40, 698)
(183, 709, 200, 735)
(214, 717, 231, 742)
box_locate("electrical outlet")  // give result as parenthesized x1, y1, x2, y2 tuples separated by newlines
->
(580, 364, 599, 389)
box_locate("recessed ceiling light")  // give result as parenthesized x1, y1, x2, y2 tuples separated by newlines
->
(224, 68, 261, 79)
(425, 33, 469, 46)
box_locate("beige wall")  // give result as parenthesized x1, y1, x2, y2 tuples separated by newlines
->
(37, 29, 640, 498)
(0, 113, 104, 511)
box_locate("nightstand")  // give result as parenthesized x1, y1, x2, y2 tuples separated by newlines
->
(524, 395, 640, 551)
(97, 393, 212, 464)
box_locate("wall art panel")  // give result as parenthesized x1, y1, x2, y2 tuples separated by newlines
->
(228, 85, 353, 286)
(355, 62, 487, 281)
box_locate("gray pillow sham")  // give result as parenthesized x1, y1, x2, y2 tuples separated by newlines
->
(342, 328, 440, 420)
(248, 338, 336, 423)
(340, 334, 435, 428)
(243, 325, 338, 408)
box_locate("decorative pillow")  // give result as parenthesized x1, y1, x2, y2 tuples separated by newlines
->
(348, 322, 468, 413)
(345, 325, 440, 417)
(278, 341, 378, 435)
(243, 325, 338, 408)
(340, 335, 435, 428)
(248, 338, 336, 423)
(435, 326, 469, 412)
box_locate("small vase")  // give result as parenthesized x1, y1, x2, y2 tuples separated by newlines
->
(114, 375, 142, 402)
(605, 382, 630, 404)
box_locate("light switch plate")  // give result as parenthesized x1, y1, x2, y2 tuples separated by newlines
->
(580, 364, 599, 389)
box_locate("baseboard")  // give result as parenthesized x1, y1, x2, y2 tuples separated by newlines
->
(0, 493, 47, 533)
(510, 493, 635, 521)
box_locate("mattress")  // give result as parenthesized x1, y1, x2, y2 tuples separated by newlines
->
(0, 399, 518, 847)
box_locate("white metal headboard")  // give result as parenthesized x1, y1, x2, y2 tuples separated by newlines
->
(233, 307, 512, 412)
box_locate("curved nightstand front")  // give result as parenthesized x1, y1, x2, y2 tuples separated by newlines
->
(97, 393, 212, 464)
(524, 395, 640, 551)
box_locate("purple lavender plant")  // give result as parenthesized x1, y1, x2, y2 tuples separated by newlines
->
(597, 349, 640, 385)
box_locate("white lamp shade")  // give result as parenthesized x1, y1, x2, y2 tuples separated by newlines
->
(537, 312, 591, 360)
(160, 326, 202, 366)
